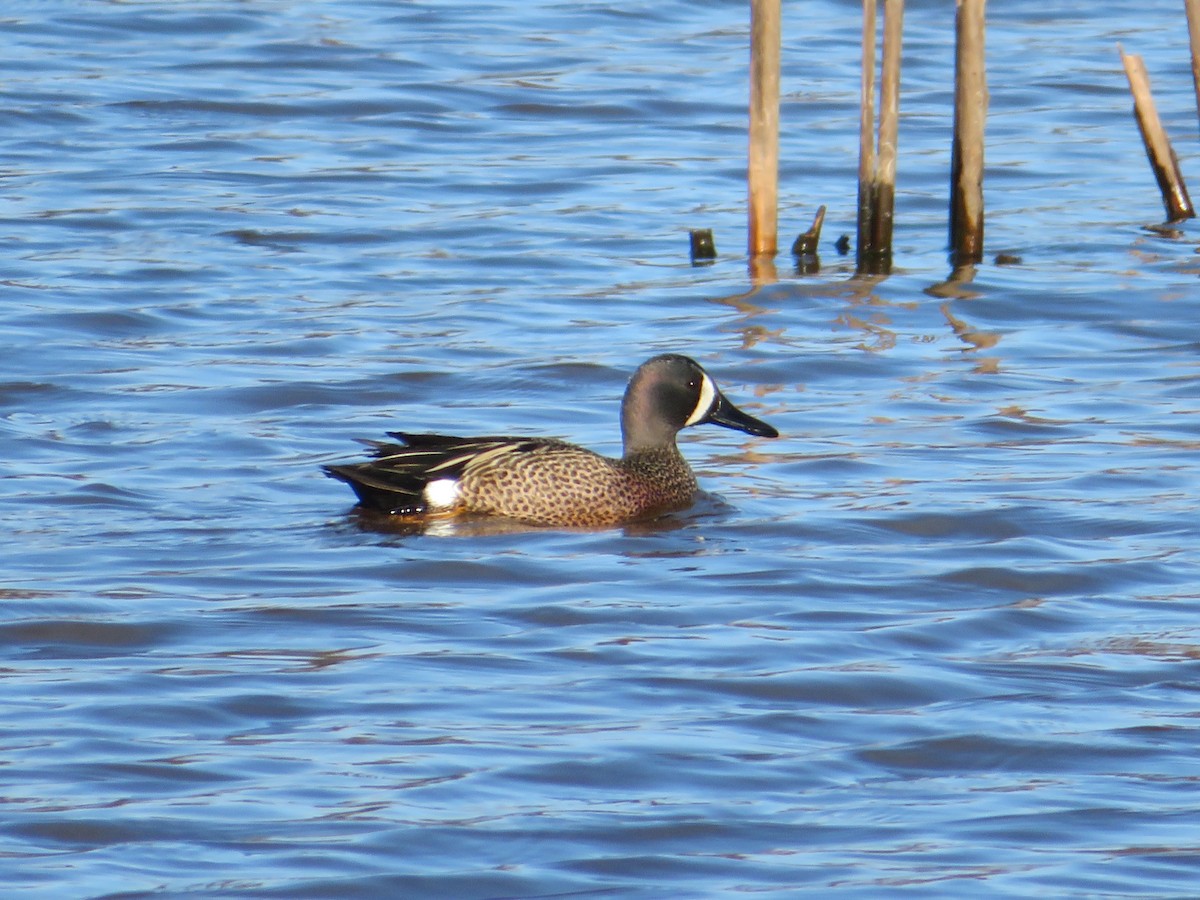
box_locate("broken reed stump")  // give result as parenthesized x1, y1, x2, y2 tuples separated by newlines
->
(1187, 0, 1200, 127)
(791, 205, 826, 274)
(748, 0, 781, 258)
(689, 228, 717, 263)
(949, 0, 987, 266)
(856, 0, 904, 275)
(791, 205, 827, 257)
(1120, 47, 1195, 223)
(856, 0, 877, 270)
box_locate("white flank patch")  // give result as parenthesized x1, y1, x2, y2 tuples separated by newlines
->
(424, 478, 461, 510)
(684, 373, 718, 427)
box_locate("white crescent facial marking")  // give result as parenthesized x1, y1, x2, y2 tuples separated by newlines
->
(684, 373, 718, 427)
(424, 478, 461, 510)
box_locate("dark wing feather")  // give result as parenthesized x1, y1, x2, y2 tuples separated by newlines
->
(322, 462, 428, 515)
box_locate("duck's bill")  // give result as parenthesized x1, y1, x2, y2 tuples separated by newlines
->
(706, 392, 779, 438)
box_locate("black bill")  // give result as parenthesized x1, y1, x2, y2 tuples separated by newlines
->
(705, 392, 779, 438)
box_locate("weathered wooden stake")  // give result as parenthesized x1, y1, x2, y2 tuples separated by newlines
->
(1187, 0, 1200, 127)
(1120, 47, 1195, 222)
(855, 0, 878, 270)
(949, 0, 987, 265)
(857, 0, 904, 274)
(873, 1, 903, 258)
(748, 0, 781, 258)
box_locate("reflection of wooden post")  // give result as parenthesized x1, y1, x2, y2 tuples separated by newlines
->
(857, 1, 903, 275)
(748, 0, 781, 258)
(950, 0, 987, 265)
(1120, 47, 1195, 223)
(1187, 0, 1200, 127)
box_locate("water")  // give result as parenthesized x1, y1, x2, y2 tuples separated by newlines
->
(3, 0, 1200, 896)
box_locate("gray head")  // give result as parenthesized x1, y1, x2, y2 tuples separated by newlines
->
(620, 354, 779, 454)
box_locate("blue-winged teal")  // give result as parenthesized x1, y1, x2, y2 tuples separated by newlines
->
(323, 354, 778, 527)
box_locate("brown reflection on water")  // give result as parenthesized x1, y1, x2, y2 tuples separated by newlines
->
(993, 405, 1072, 426)
(735, 323, 786, 350)
(159, 646, 379, 675)
(998, 633, 1200, 665)
(834, 282, 896, 353)
(342, 505, 698, 539)
(832, 273, 932, 353)
(1095, 636, 1200, 662)
(927, 264, 1001, 372)
(747, 254, 778, 286)
(941, 301, 1000, 375)
(834, 308, 896, 352)
(707, 275, 785, 353)
(940, 302, 998, 351)
(926, 263, 981, 300)
(345, 507, 553, 538)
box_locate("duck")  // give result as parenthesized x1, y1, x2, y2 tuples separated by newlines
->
(323, 353, 778, 527)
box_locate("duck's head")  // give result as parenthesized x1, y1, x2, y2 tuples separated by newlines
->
(620, 354, 779, 453)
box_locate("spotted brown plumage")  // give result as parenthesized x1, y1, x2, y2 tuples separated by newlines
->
(323, 354, 779, 527)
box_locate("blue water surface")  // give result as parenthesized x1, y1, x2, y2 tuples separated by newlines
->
(2, 1, 1200, 896)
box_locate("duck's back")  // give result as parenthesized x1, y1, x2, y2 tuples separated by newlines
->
(460, 441, 697, 526)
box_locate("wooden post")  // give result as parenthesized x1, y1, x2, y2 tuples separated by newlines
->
(855, 0, 877, 269)
(1120, 47, 1195, 222)
(748, 0, 781, 258)
(857, 0, 904, 274)
(872, 1, 903, 259)
(1187, 0, 1200, 128)
(950, 0, 987, 265)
